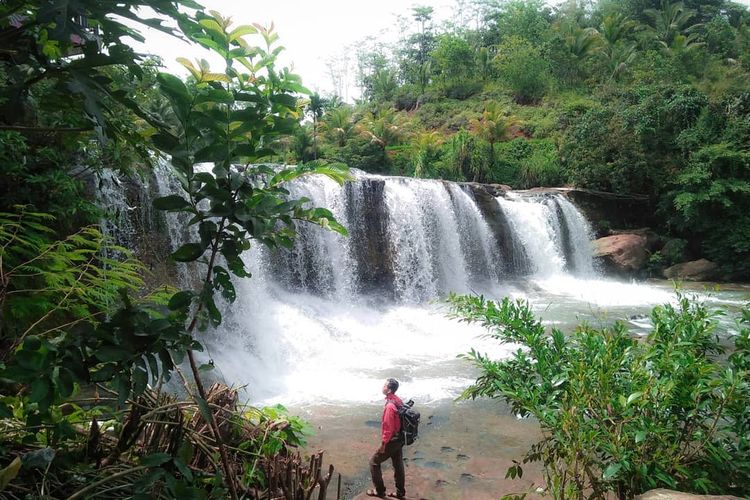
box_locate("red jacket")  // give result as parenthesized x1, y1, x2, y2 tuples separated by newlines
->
(381, 393, 403, 444)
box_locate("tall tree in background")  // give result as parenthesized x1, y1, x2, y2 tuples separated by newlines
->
(306, 92, 327, 159)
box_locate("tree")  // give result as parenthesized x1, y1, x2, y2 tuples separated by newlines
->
(469, 102, 513, 181)
(399, 6, 436, 92)
(305, 92, 327, 159)
(411, 131, 443, 178)
(645, 1, 703, 48)
(320, 105, 356, 147)
(494, 36, 550, 104)
(359, 107, 408, 150)
(0, 7, 351, 497)
(486, 0, 552, 46)
(431, 34, 478, 97)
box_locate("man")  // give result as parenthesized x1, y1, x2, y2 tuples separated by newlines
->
(367, 378, 406, 499)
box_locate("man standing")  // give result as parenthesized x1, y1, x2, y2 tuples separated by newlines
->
(367, 378, 406, 499)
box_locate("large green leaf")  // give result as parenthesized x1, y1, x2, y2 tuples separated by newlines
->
(172, 243, 205, 262)
(153, 195, 191, 211)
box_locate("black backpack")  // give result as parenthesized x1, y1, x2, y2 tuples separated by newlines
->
(397, 399, 420, 445)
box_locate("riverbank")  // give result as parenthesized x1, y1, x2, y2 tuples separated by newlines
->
(297, 399, 545, 500)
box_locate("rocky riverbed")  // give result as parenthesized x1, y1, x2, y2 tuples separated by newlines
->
(296, 399, 545, 500)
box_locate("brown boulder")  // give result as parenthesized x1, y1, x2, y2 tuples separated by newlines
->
(663, 259, 720, 281)
(594, 233, 649, 277)
(635, 488, 744, 499)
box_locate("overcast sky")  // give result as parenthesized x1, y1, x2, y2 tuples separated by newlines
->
(133, 0, 750, 100)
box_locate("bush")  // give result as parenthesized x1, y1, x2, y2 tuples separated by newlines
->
(670, 143, 750, 279)
(449, 294, 750, 499)
(494, 36, 551, 105)
(492, 138, 563, 188)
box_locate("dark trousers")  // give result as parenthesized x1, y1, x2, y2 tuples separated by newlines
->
(370, 441, 405, 497)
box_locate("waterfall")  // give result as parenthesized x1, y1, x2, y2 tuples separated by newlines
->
(96, 169, 136, 252)
(494, 194, 567, 277)
(102, 164, 687, 405)
(257, 175, 601, 300)
(554, 195, 597, 276)
(445, 183, 502, 285)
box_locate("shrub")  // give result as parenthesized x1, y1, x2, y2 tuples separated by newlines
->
(449, 294, 750, 499)
(494, 36, 551, 105)
(492, 138, 562, 188)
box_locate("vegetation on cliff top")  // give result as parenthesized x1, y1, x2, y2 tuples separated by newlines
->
(284, 0, 750, 279)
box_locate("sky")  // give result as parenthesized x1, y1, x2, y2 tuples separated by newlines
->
(133, 0, 457, 100)
(133, 0, 750, 100)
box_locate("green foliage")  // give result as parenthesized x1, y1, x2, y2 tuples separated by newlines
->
(449, 294, 750, 498)
(0, 207, 144, 342)
(494, 36, 551, 104)
(0, 207, 194, 432)
(488, 0, 552, 46)
(431, 34, 480, 98)
(1, 6, 348, 498)
(494, 139, 563, 188)
(670, 143, 750, 278)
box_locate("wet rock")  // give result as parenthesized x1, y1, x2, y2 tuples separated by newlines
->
(425, 414, 449, 426)
(459, 473, 475, 484)
(609, 228, 662, 252)
(635, 489, 744, 499)
(345, 178, 395, 297)
(559, 188, 654, 237)
(593, 233, 649, 278)
(663, 259, 720, 281)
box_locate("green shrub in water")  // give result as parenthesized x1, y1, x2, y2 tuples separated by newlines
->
(449, 294, 750, 499)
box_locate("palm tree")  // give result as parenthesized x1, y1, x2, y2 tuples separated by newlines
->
(359, 108, 407, 150)
(599, 13, 636, 47)
(319, 106, 355, 148)
(645, 1, 702, 48)
(477, 46, 492, 82)
(411, 131, 443, 178)
(447, 130, 476, 181)
(469, 103, 514, 182)
(564, 25, 601, 61)
(599, 42, 638, 82)
(371, 68, 398, 102)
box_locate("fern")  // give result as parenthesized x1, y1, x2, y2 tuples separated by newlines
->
(0, 206, 145, 344)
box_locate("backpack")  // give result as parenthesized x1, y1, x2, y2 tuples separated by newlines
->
(397, 399, 420, 445)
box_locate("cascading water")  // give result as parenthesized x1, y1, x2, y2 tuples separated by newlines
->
(493, 193, 597, 278)
(494, 193, 567, 277)
(122, 165, 743, 408)
(445, 183, 501, 285)
(193, 171, 633, 405)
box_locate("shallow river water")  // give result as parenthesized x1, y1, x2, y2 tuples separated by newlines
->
(205, 277, 748, 499)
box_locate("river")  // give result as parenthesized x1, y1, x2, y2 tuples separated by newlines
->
(130, 167, 749, 499)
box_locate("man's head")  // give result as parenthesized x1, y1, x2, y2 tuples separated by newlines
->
(382, 378, 399, 395)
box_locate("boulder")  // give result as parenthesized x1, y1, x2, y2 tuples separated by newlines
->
(663, 259, 720, 281)
(635, 488, 744, 499)
(610, 228, 663, 253)
(594, 233, 649, 277)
